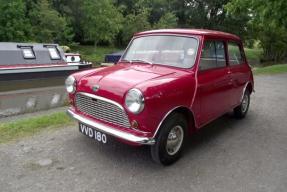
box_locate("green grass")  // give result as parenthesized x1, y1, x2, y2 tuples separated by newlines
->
(253, 64, 287, 75)
(0, 112, 74, 144)
(70, 45, 121, 65)
(244, 48, 263, 61)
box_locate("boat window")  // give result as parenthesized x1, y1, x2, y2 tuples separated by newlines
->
(47, 46, 61, 60)
(20, 46, 36, 59)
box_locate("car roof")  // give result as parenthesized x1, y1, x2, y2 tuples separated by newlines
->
(135, 29, 241, 41)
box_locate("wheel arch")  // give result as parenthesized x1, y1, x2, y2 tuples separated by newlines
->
(247, 82, 253, 94)
(241, 82, 254, 102)
(153, 106, 196, 139)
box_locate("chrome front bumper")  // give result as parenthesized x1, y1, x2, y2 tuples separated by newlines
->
(67, 108, 155, 145)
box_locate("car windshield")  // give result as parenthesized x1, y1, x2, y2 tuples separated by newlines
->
(122, 35, 198, 68)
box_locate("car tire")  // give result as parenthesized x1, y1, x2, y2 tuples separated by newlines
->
(151, 113, 187, 166)
(234, 90, 250, 119)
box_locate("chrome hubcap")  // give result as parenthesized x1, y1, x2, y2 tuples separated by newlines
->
(241, 94, 249, 113)
(166, 125, 184, 156)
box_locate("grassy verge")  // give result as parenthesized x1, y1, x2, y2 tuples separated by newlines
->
(0, 112, 75, 144)
(244, 48, 262, 61)
(253, 64, 287, 75)
(70, 45, 121, 65)
(244, 48, 263, 66)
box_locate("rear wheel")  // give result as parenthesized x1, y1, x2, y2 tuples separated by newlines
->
(151, 113, 187, 165)
(234, 90, 250, 118)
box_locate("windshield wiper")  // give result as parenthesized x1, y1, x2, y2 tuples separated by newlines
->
(130, 59, 153, 65)
(120, 59, 131, 63)
(120, 59, 153, 65)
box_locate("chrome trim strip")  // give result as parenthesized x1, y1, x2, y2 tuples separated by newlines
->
(67, 108, 155, 145)
(241, 82, 249, 101)
(78, 92, 125, 111)
(0, 65, 78, 74)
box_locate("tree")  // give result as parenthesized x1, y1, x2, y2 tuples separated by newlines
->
(121, 9, 152, 45)
(81, 0, 123, 46)
(154, 12, 178, 29)
(116, 0, 178, 45)
(49, 0, 84, 43)
(28, 0, 73, 44)
(226, 0, 287, 62)
(170, 0, 250, 38)
(0, 0, 31, 41)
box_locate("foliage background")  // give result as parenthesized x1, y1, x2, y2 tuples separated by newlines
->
(0, 0, 286, 62)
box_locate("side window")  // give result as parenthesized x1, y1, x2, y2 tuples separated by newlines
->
(228, 42, 244, 65)
(199, 41, 226, 71)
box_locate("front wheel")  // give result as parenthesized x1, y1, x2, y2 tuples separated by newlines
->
(234, 90, 250, 118)
(151, 113, 187, 165)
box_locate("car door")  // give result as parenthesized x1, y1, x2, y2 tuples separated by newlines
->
(196, 40, 233, 126)
(227, 41, 251, 107)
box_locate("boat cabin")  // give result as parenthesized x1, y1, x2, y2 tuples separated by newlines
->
(0, 42, 91, 81)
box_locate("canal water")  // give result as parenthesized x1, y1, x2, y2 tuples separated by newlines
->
(0, 77, 65, 92)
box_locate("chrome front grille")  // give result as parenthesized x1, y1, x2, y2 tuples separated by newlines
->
(75, 92, 131, 128)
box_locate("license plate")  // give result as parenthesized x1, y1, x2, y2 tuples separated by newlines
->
(79, 123, 107, 144)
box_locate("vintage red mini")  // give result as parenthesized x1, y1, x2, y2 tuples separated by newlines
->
(66, 29, 254, 165)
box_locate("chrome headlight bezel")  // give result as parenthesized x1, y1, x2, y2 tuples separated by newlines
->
(65, 75, 76, 93)
(125, 88, 145, 114)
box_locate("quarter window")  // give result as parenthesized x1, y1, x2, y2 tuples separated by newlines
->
(228, 42, 244, 65)
(199, 41, 226, 70)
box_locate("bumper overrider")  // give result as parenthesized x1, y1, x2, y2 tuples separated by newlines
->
(67, 108, 155, 145)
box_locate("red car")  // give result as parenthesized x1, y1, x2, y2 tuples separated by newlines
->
(66, 29, 254, 165)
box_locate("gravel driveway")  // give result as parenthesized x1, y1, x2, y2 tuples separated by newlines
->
(1, 74, 287, 192)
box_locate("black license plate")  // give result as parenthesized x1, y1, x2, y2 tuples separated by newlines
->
(79, 123, 107, 144)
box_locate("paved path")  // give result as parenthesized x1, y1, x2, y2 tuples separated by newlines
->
(1, 74, 287, 192)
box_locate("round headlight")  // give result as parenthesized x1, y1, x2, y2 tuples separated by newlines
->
(125, 89, 145, 114)
(65, 75, 76, 93)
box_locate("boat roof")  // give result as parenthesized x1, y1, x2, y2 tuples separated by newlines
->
(65, 53, 81, 56)
(0, 42, 66, 66)
(135, 29, 240, 41)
